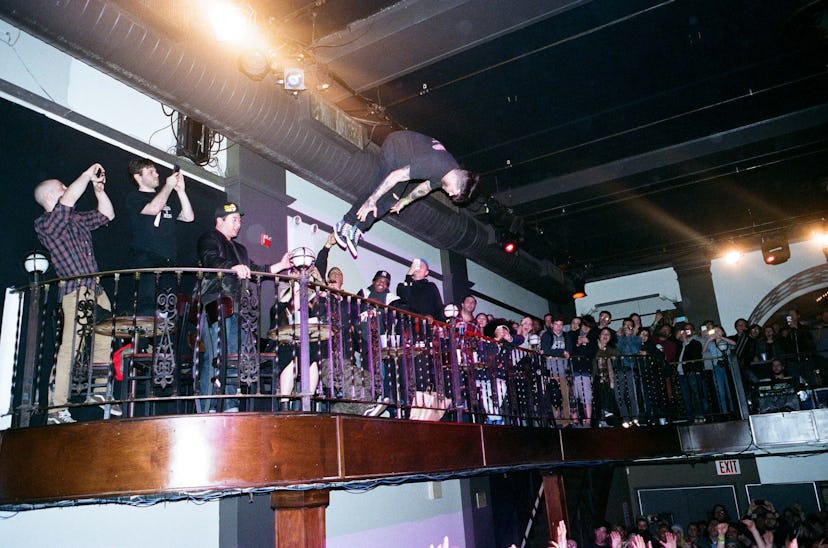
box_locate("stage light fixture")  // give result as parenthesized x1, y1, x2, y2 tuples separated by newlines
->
(761, 234, 790, 265)
(238, 49, 272, 81)
(284, 68, 305, 90)
(572, 279, 587, 300)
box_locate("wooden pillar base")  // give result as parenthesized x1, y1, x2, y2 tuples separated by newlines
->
(270, 489, 330, 548)
(543, 473, 569, 537)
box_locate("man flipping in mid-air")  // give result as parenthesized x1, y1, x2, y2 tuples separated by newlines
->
(333, 130, 478, 258)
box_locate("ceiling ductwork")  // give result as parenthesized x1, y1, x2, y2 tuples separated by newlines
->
(0, 0, 568, 299)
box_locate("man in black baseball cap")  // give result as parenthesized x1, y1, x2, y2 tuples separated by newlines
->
(195, 201, 291, 412)
(214, 201, 244, 218)
(356, 269, 398, 415)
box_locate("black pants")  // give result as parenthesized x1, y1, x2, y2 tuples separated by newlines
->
(131, 251, 177, 316)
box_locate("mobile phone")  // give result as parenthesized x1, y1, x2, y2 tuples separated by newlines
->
(675, 316, 686, 323)
(173, 164, 181, 174)
(708, 329, 716, 335)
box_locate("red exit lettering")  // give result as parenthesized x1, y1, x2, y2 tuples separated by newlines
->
(715, 459, 740, 475)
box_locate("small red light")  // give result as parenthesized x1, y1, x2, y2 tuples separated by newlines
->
(765, 254, 776, 264)
(503, 241, 516, 253)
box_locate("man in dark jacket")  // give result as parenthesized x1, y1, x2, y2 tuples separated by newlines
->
(676, 323, 705, 423)
(196, 202, 291, 412)
(395, 258, 444, 321)
(395, 258, 447, 417)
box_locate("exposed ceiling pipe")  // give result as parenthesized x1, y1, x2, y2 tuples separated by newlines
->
(0, 0, 567, 298)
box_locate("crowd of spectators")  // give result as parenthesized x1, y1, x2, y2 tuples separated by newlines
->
(451, 304, 828, 426)
(555, 499, 828, 548)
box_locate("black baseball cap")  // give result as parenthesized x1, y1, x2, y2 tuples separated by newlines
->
(215, 202, 244, 218)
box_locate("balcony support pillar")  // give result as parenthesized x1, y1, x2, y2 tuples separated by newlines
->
(270, 489, 330, 548)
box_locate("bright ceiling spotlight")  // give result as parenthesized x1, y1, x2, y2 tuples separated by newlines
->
(812, 227, 828, 246)
(724, 249, 742, 264)
(209, 1, 254, 43)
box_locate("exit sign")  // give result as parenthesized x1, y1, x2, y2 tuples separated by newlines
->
(715, 459, 741, 475)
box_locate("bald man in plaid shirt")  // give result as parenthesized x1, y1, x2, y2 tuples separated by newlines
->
(34, 163, 115, 424)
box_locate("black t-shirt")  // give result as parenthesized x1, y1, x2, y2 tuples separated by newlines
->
(125, 189, 180, 261)
(378, 131, 459, 187)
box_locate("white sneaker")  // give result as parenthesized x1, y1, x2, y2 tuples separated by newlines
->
(47, 409, 76, 424)
(332, 220, 350, 250)
(345, 226, 363, 259)
(363, 397, 390, 417)
(87, 394, 122, 416)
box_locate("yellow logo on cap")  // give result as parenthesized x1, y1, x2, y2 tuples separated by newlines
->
(224, 204, 237, 213)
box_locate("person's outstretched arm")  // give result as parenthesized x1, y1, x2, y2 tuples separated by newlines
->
(389, 181, 435, 214)
(356, 166, 411, 221)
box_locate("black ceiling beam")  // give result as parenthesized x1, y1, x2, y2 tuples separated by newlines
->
(313, 0, 591, 99)
(494, 103, 828, 207)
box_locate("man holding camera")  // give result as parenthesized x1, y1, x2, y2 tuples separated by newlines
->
(125, 158, 193, 315)
(34, 163, 115, 424)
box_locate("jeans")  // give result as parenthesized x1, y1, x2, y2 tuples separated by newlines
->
(613, 368, 639, 420)
(713, 364, 733, 413)
(198, 313, 239, 411)
(678, 372, 704, 420)
(131, 251, 176, 316)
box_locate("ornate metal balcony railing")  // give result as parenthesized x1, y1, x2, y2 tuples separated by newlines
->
(4, 267, 824, 429)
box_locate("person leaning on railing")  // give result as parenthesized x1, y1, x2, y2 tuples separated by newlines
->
(702, 326, 736, 415)
(638, 328, 667, 424)
(592, 327, 620, 427)
(569, 314, 597, 426)
(33, 163, 115, 425)
(615, 318, 642, 425)
(675, 323, 705, 423)
(195, 202, 291, 412)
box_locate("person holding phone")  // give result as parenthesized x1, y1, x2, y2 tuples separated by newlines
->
(702, 326, 736, 414)
(676, 322, 705, 423)
(34, 163, 116, 424)
(125, 158, 194, 315)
